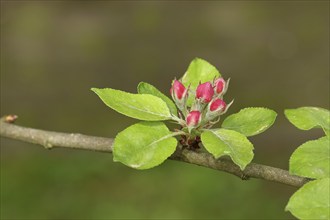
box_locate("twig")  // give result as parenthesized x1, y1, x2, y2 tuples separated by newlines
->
(0, 116, 310, 188)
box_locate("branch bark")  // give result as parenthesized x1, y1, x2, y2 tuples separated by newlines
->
(0, 117, 310, 188)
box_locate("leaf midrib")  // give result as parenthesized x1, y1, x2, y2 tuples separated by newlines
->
(210, 130, 239, 162)
(120, 101, 170, 118)
(146, 133, 176, 149)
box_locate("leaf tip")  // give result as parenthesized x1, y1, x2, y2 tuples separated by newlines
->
(137, 81, 146, 88)
(91, 87, 100, 93)
(192, 57, 201, 62)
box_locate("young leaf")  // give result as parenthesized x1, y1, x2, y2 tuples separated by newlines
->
(113, 121, 178, 169)
(325, 129, 330, 137)
(181, 58, 221, 106)
(285, 178, 330, 220)
(289, 136, 329, 179)
(201, 129, 254, 170)
(222, 107, 277, 137)
(285, 107, 330, 136)
(137, 82, 178, 117)
(91, 88, 172, 121)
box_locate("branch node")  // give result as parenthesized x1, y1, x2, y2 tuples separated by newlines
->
(43, 141, 53, 149)
(240, 173, 250, 180)
(3, 115, 18, 123)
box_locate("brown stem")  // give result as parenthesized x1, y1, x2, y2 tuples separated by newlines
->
(0, 117, 310, 188)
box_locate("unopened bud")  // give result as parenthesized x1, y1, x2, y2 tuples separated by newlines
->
(205, 98, 229, 121)
(209, 98, 226, 112)
(186, 110, 201, 127)
(170, 80, 187, 100)
(214, 78, 226, 95)
(196, 82, 214, 103)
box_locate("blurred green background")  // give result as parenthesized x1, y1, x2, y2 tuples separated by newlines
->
(1, 1, 329, 219)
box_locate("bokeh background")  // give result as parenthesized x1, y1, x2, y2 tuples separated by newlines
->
(1, 1, 329, 219)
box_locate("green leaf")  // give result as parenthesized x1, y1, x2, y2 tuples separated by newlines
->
(290, 136, 330, 179)
(181, 58, 221, 106)
(181, 58, 221, 88)
(325, 129, 330, 137)
(222, 107, 277, 137)
(285, 107, 330, 136)
(113, 122, 178, 169)
(137, 82, 178, 117)
(92, 88, 172, 121)
(201, 129, 254, 170)
(286, 178, 330, 220)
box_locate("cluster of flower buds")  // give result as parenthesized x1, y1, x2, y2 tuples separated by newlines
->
(170, 77, 232, 131)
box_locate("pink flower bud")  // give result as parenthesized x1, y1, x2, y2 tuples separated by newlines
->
(196, 82, 214, 103)
(170, 80, 187, 100)
(214, 78, 226, 94)
(186, 110, 201, 127)
(209, 98, 226, 112)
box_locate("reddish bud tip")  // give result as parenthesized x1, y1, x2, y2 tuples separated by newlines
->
(196, 82, 214, 103)
(214, 78, 226, 94)
(209, 98, 226, 112)
(171, 80, 186, 100)
(186, 110, 201, 127)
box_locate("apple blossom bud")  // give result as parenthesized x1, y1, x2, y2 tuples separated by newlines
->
(209, 98, 226, 112)
(214, 78, 226, 94)
(186, 110, 201, 127)
(196, 82, 214, 103)
(170, 80, 187, 100)
(205, 98, 228, 122)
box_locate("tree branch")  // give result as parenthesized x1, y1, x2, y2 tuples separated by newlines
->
(0, 116, 310, 188)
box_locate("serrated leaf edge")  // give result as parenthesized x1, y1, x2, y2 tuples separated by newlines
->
(289, 136, 330, 179)
(284, 107, 330, 133)
(112, 122, 180, 169)
(203, 129, 254, 170)
(285, 178, 330, 219)
(222, 107, 277, 137)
